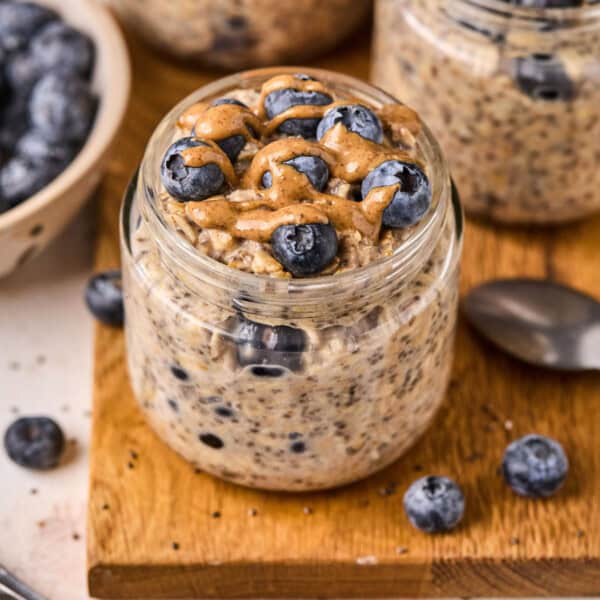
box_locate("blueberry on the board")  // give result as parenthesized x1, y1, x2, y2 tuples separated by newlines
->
(361, 160, 432, 228)
(0, 2, 58, 52)
(29, 72, 97, 144)
(4, 416, 65, 470)
(271, 223, 338, 277)
(317, 104, 383, 144)
(264, 77, 332, 138)
(31, 21, 95, 78)
(211, 97, 248, 108)
(262, 155, 329, 191)
(511, 53, 575, 101)
(16, 129, 76, 167)
(502, 434, 569, 498)
(160, 137, 225, 201)
(84, 270, 124, 327)
(403, 476, 465, 533)
(234, 316, 307, 374)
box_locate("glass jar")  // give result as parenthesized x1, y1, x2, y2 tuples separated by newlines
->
(120, 68, 463, 491)
(373, 0, 600, 225)
(108, 0, 372, 69)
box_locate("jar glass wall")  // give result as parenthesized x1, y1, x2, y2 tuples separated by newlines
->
(120, 69, 463, 491)
(373, 0, 600, 225)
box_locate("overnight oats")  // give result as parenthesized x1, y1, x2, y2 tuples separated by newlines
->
(108, 0, 372, 68)
(120, 68, 463, 491)
(373, 0, 600, 224)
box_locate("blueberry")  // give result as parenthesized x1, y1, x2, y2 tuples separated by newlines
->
(403, 476, 465, 533)
(30, 72, 97, 144)
(264, 79, 332, 138)
(16, 129, 76, 166)
(235, 316, 307, 374)
(272, 223, 338, 277)
(0, 2, 58, 52)
(31, 21, 95, 78)
(4, 416, 65, 470)
(502, 434, 568, 498)
(84, 270, 124, 327)
(317, 104, 383, 144)
(361, 160, 432, 228)
(4, 51, 42, 95)
(160, 137, 225, 201)
(511, 53, 575, 101)
(262, 155, 329, 191)
(211, 97, 248, 108)
(0, 97, 28, 155)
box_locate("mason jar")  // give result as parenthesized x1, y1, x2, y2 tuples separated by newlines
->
(373, 0, 600, 225)
(120, 68, 463, 491)
(108, 0, 372, 69)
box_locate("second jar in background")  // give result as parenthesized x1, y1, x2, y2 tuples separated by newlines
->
(373, 0, 600, 225)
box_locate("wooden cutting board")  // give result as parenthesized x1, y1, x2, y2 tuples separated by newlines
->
(87, 26, 600, 600)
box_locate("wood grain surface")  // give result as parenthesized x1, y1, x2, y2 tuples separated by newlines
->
(87, 26, 600, 599)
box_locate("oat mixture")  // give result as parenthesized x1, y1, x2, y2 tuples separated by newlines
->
(373, 0, 600, 224)
(122, 72, 462, 490)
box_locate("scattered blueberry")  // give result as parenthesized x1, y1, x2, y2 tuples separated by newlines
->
(502, 434, 569, 498)
(31, 21, 95, 77)
(0, 2, 58, 52)
(403, 476, 465, 533)
(211, 98, 248, 108)
(199, 433, 224, 449)
(84, 270, 124, 327)
(511, 53, 575, 101)
(361, 160, 432, 228)
(4, 416, 65, 470)
(264, 77, 332, 138)
(160, 137, 225, 201)
(271, 223, 338, 277)
(317, 104, 383, 144)
(234, 316, 307, 374)
(262, 155, 329, 191)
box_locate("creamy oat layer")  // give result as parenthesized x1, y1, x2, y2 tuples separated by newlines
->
(109, 0, 371, 68)
(374, 0, 600, 224)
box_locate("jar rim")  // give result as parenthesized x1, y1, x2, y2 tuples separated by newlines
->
(137, 66, 456, 304)
(453, 0, 600, 20)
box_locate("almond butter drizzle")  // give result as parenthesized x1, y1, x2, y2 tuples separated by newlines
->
(172, 76, 426, 244)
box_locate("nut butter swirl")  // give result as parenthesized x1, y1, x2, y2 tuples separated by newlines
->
(171, 76, 425, 243)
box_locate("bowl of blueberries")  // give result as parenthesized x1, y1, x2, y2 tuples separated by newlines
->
(0, 0, 130, 277)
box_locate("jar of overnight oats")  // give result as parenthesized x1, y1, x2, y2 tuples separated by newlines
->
(120, 68, 463, 491)
(108, 0, 372, 68)
(373, 0, 600, 225)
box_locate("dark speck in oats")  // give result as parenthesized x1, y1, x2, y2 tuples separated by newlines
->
(288, 432, 302, 440)
(167, 399, 179, 412)
(250, 365, 285, 378)
(171, 365, 189, 381)
(212, 511, 221, 518)
(215, 406, 234, 418)
(290, 441, 306, 454)
(200, 433, 225, 449)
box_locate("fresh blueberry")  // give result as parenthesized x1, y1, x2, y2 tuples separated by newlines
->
(262, 155, 329, 191)
(211, 97, 248, 108)
(160, 137, 225, 201)
(361, 160, 432, 228)
(0, 2, 58, 52)
(272, 223, 338, 277)
(264, 78, 332, 138)
(0, 155, 63, 208)
(502, 434, 568, 498)
(4, 416, 65, 470)
(317, 104, 383, 144)
(403, 476, 465, 533)
(511, 53, 575, 101)
(16, 129, 76, 166)
(31, 21, 95, 78)
(84, 270, 124, 327)
(0, 97, 28, 155)
(4, 51, 42, 95)
(234, 316, 307, 374)
(29, 72, 97, 144)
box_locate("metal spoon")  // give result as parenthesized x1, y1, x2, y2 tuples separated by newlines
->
(463, 279, 600, 371)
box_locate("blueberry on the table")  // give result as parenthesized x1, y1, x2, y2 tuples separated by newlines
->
(4, 416, 65, 470)
(31, 21, 95, 78)
(234, 316, 307, 374)
(84, 270, 124, 327)
(30, 72, 97, 144)
(502, 434, 568, 498)
(262, 155, 329, 191)
(361, 160, 432, 228)
(211, 97, 248, 108)
(264, 78, 332, 138)
(160, 137, 225, 201)
(317, 104, 383, 144)
(511, 53, 575, 101)
(403, 476, 465, 533)
(0, 2, 58, 52)
(16, 129, 76, 167)
(272, 223, 338, 277)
